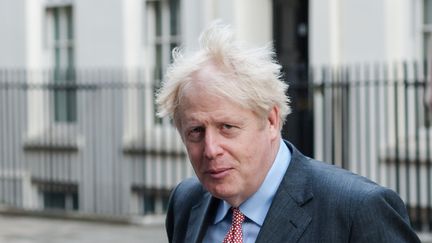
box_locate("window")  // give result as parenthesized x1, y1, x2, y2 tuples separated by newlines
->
(423, 0, 432, 123)
(39, 182, 79, 211)
(43, 191, 78, 210)
(145, 0, 181, 124)
(424, 0, 432, 59)
(142, 190, 169, 215)
(46, 6, 76, 123)
(143, 191, 156, 215)
(135, 188, 170, 215)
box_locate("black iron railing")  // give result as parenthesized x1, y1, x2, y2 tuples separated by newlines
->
(298, 62, 432, 231)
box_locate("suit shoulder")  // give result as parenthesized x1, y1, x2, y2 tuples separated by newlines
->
(173, 177, 203, 195)
(166, 177, 208, 242)
(304, 159, 408, 218)
(306, 159, 380, 194)
(170, 177, 206, 213)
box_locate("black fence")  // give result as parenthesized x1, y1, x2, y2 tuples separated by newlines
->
(0, 66, 431, 231)
(295, 62, 432, 231)
(0, 69, 191, 219)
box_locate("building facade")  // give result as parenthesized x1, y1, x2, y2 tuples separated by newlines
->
(0, 0, 431, 229)
(0, 0, 273, 218)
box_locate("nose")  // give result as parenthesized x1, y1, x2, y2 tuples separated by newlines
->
(203, 128, 223, 160)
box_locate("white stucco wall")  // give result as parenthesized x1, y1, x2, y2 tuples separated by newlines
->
(0, 0, 27, 67)
(310, 0, 419, 66)
(233, 0, 272, 46)
(75, 0, 125, 68)
(181, 0, 272, 53)
(26, 0, 45, 69)
(123, 0, 142, 68)
(77, 0, 141, 68)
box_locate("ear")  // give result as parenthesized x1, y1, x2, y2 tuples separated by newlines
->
(267, 105, 281, 140)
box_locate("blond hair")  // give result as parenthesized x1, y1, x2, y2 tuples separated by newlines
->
(156, 22, 290, 128)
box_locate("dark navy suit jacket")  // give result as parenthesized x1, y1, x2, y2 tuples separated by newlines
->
(166, 141, 420, 242)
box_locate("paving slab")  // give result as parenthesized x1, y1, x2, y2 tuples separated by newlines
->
(1, 214, 431, 243)
(0, 215, 167, 243)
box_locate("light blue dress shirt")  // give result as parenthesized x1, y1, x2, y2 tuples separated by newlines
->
(203, 139, 291, 243)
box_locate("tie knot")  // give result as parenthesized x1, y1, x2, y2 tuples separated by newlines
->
(231, 207, 245, 225)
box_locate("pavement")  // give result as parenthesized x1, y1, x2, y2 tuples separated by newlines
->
(421, 233, 432, 243)
(0, 213, 431, 243)
(0, 214, 167, 243)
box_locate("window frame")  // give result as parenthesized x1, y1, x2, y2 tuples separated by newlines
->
(145, 0, 181, 125)
(422, 0, 432, 60)
(45, 5, 77, 123)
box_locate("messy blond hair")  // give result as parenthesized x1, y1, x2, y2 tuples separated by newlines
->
(156, 22, 290, 128)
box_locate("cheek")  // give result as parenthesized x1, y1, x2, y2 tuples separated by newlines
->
(186, 144, 204, 167)
(243, 135, 271, 167)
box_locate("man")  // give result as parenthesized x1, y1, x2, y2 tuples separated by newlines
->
(156, 23, 420, 243)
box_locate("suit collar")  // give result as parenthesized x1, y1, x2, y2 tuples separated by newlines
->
(256, 141, 313, 242)
(185, 192, 218, 243)
(282, 141, 314, 205)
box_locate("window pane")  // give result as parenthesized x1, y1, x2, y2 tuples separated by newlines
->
(66, 89, 77, 122)
(424, 33, 432, 59)
(170, 0, 180, 36)
(66, 6, 73, 40)
(425, 0, 432, 24)
(44, 192, 66, 210)
(155, 1, 162, 37)
(67, 47, 74, 68)
(155, 43, 162, 80)
(55, 47, 61, 69)
(54, 88, 77, 122)
(53, 9, 60, 41)
(143, 193, 156, 214)
(55, 90, 67, 121)
(162, 194, 169, 212)
(72, 193, 79, 210)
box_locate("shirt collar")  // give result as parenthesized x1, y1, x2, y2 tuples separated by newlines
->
(213, 139, 291, 226)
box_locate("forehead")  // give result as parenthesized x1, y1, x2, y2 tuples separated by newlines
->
(177, 84, 252, 122)
(180, 84, 237, 116)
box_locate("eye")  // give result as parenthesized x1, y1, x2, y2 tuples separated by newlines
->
(187, 126, 205, 142)
(219, 122, 242, 137)
(222, 124, 234, 130)
(221, 124, 239, 135)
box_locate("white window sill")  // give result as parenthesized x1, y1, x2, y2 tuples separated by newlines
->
(381, 127, 432, 164)
(123, 126, 186, 156)
(23, 124, 81, 152)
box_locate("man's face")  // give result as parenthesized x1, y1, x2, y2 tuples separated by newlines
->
(177, 66, 280, 206)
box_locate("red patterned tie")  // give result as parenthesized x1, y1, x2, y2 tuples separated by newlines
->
(223, 207, 245, 243)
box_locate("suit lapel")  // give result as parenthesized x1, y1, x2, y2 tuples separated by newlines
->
(256, 142, 313, 243)
(185, 192, 218, 243)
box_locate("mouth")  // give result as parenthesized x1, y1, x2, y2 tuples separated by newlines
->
(206, 168, 233, 179)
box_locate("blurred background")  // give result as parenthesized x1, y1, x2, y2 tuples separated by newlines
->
(0, 0, 432, 242)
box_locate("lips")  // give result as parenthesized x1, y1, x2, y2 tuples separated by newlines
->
(206, 168, 232, 179)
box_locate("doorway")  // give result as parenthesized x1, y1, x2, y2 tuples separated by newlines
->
(273, 0, 313, 156)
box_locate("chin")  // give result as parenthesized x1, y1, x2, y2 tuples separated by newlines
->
(208, 185, 236, 200)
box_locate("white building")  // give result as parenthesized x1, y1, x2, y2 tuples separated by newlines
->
(311, 0, 425, 66)
(0, 0, 430, 226)
(0, 0, 273, 218)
